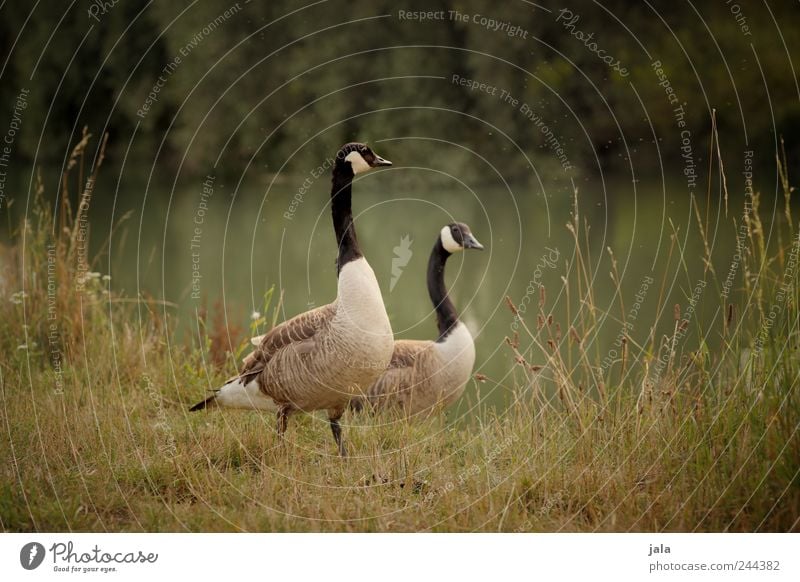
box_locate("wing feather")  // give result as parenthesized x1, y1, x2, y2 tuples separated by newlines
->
(239, 303, 336, 382)
(364, 340, 432, 408)
(387, 341, 427, 369)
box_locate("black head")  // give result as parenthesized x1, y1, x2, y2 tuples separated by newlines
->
(335, 142, 392, 175)
(440, 222, 484, 254)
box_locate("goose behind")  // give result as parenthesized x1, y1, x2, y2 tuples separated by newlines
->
(190, 143, 395, 455)
(356, 222, 483, 416)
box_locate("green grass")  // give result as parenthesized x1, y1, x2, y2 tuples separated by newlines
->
(0, 135, 798, 532)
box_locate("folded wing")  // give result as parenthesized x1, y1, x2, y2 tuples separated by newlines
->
(240, 303, 336, 384)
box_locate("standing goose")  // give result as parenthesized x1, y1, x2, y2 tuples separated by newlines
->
(354, 222, 483, 416)
(190, 143, 394, 456)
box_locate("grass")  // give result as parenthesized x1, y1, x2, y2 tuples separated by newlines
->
(0, 132, 798, 532)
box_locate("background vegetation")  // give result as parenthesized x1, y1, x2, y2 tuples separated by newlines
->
(1, 1, 799, 179)
(1, 141, 797, 531)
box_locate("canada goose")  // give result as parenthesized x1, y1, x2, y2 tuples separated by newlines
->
(190, 143, 394, 456)
(354, 222, 483, 416)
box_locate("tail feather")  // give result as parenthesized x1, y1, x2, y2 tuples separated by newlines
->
(349, 396, 378, 414)
(189, 376, 277, 412)
(189, 394, 218, 411)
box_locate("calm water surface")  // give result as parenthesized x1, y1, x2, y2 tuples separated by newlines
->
(24, 163, 763, 414)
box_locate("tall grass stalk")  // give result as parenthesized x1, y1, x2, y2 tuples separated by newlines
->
(0, 134, 797, 532)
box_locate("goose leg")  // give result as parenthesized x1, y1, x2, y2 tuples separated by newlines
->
(276, 405, 292, 442)
(328, 410, 347, 457)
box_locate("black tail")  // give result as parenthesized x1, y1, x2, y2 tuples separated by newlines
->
(350, 396, 375, 413)
(189, 394, 217, 411)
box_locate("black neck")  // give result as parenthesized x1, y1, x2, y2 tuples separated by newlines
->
(428, 239, 459, 341)
(331, 165, 362, 274)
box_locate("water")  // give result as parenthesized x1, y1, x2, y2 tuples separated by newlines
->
(16, 162, 765, 413)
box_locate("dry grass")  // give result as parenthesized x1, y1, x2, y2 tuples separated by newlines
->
(0, 134, 798, 532)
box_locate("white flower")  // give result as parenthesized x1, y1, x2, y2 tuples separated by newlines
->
(251, 311, 261, 321)
(10, 291, 28, 304)
(102, 275, 111, 282)
(17, 344, 28, 350)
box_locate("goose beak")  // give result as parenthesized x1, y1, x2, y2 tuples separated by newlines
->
(372, 155, 392, 167)
(463, 233, 484, 250)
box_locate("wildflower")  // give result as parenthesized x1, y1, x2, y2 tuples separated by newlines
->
(17, 344, 28, 350)
(10, 291, 28, 304)
(251, 311, 261, 321)
(102, 275, 111, 282)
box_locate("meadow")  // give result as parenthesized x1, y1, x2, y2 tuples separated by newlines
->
(1, 137, 798, 532)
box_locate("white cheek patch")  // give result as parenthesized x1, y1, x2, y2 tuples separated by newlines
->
(440, 226, 462, 253)
(345, 150, 371, 175)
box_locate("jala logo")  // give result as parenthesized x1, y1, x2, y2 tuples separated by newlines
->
(20, 542, 46, 570)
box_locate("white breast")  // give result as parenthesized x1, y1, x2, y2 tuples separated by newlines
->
(336, 257, 393, 354)
(433, 322, 476, 389)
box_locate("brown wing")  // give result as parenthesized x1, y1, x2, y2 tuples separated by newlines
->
(387, 340, 428, 370)
(239, 303, 336, 383)
(365, 340, 432, 408)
